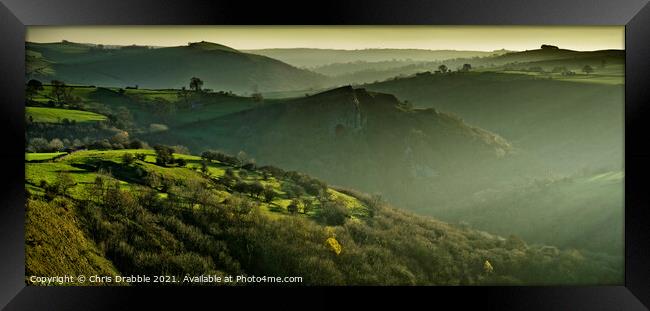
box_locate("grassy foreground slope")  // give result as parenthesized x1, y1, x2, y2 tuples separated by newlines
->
(26, 198, 120, 285)
(25, 149, 622, 285)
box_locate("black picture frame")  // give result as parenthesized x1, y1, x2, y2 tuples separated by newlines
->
(1, 0, 649, 309)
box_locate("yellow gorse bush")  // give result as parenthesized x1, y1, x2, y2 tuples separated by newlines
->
(326, 237, 342, 255)
(484, 260, 494, 274)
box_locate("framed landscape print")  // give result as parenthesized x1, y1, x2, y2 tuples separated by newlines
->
(1, 0, 649, 309)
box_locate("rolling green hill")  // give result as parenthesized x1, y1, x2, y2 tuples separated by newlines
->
(24, 80, 623, 257)
(365, 71, 623, 173)
(487, 48, 624, 68)
(25, 149, 622, 285)
(247, 47, 623, 87)
(425, 48, 625, 77)
(27, 85, 259, 131)
(311, 60, 426, 76)
(140, 86, 521, 216)
(26, 41, 328, 93)
(27, 84, 519, 214)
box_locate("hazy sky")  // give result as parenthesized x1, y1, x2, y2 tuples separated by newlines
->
(26, 26, 624, 51)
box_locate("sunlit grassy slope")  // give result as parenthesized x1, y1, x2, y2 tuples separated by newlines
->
(25, 149, 368, 218)
(26, 152, 67, 161)
(26, 107, 107, 123)
(30, 85, 259, 129)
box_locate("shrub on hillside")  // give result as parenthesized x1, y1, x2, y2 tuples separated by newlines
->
(201, 150, 239, 166)
(48, 138, 65, 152)
(262, 187, 276, 203)
(283, 183, 305, 198)
(27, 137, 49, 152)
(171, 145, 191, 155)
(122, 153, 135, 165)
(319, 200, 350, 226)
(248, 182, 264, 198)
(258, 165, 286, 178)
(242, 161, 256, 171)
(233, 181, 249, 194)
(154, 145, 175, 166)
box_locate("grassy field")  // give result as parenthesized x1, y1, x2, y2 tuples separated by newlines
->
(26, 107, 107, 123)
(25, 152, 67, 161)
(25, 149, 369, 219)
(30, 86, 258, 129)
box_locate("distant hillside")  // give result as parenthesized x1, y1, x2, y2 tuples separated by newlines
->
(420, 48, 625, 73)
(312, 60, 426, 76)
(444, 170, 624, 255)
(489, 48, 624, 67)
(244, 48, 510, 68)
(365, 71, 623, 173)
(26, 41, 328, 93)
(266, 47, 623, 86)
(143, 86, 514, 211)
(328, 47, 624, 85)
(362, 69, 623, 255)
